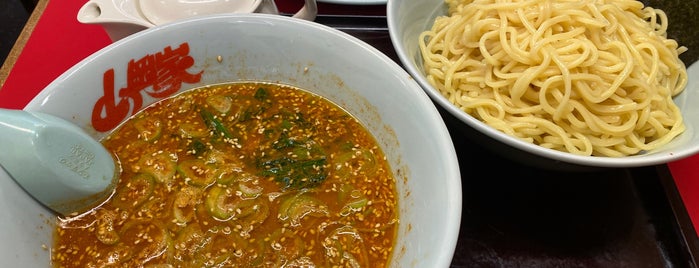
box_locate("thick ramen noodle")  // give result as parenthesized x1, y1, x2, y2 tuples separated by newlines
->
(419, 0, 688, 156)
(51, 82, 399, 267)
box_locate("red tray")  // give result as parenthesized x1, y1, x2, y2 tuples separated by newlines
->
(1, 0, 697, 266)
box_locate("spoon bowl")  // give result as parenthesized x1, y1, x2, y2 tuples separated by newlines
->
(0, 109, 117, 216)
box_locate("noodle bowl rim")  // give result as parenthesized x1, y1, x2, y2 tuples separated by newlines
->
(387, 0, 699, 168)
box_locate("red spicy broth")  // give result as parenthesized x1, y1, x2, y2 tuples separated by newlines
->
(51, 81, 399, 267)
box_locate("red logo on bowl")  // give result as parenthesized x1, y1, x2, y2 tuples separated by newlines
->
(91, 42, 203, 132)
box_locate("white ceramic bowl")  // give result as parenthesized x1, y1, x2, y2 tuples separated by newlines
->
(0, 14, 462, 267)
(387, 0, 699, 169)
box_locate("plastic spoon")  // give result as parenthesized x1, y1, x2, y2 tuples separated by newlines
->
(0, 108, 117, 216)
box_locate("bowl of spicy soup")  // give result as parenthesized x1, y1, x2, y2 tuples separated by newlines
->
(0, 14, 462, 267)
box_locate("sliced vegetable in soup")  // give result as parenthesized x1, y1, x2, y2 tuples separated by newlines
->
(51, 82, 399, 267)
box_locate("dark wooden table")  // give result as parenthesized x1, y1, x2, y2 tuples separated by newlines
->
(0, 0, 32, 67)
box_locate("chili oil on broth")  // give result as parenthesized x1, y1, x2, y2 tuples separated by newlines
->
(51, 82, 399, 267)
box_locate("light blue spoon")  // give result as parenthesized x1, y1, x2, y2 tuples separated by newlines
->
(0, 108, 117, 216)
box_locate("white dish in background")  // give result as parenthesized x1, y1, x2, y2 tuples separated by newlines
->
(77, 0, 317, 41)
(0, 14, 461, 267)
(387, 0, 699, 169)
(318, 0, 386, 5)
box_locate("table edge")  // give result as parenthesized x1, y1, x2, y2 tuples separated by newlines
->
(0, 0, 49, 90)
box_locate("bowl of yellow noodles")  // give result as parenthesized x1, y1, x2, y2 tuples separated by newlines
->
(388, 0, 699, 169)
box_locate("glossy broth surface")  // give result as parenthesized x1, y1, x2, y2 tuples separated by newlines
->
(52, 82, 399, 267)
